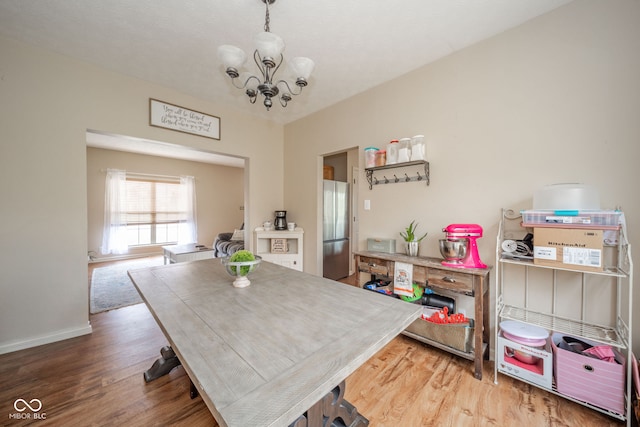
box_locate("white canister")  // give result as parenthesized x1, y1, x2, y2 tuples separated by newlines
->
(364, 147, 378, 168)
(386, 140, 399, 164)
(397, 138, 411, 163)
(410, 135, 425, 161)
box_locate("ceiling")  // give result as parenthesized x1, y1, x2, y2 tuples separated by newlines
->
(0, 0, 572, 126)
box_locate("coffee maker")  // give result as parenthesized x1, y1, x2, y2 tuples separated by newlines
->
(274, 210, 287, 230)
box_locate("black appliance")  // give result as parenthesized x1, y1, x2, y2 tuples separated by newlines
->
(274, 210, 287, 230)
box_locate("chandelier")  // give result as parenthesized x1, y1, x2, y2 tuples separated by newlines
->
(217, 0, 315, 111)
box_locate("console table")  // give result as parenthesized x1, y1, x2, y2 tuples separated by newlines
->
(353, 250, 491, 380)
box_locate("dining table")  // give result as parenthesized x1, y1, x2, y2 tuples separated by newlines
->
(128, 257, 421, 427)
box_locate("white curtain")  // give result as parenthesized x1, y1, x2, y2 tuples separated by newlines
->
(178, 175, 197, 244)
(100, 169, 128, 255)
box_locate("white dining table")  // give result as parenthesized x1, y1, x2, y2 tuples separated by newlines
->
(128, 258, 421, 427)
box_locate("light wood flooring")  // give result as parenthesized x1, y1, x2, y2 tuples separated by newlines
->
(0, 263, 624, 426)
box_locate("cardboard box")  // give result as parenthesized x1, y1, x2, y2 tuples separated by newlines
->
(551, 333, 625, 414)
(533, 227, 603, 272)
(497, 333, 553, 390)
(367, 238, 396, 253)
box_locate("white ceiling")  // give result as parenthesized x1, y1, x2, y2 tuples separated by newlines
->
(0, 0, 572, 126)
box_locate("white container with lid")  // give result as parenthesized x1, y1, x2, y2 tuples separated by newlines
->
(386, 140, 399, 165)
(500, 320, 549, 365)
(409, 135, 425, 161)
(500, 320, 549, 343)
(533, 183, 600, 210)
(364, 147, 378, 168)
(397, 138, 411, 163)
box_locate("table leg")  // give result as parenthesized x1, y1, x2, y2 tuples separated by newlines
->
(143, 345, 182, 383)
(289, 380, 369, 427)
(190, 379, 199, 399)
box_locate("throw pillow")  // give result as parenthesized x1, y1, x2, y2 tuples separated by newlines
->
(230, 229, 245, 241)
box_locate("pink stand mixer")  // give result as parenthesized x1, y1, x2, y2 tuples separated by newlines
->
(439, 224, 487, 269)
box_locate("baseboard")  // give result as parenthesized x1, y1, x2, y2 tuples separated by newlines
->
(89, 253, 160, 263)
(0, 322, 93, 355)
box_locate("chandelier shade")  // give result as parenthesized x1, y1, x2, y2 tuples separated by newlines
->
(289, 57, 315, 81)
(217, 0, 314, 110)
(217, 45, 247, 75)
(253, 32, 284, 60)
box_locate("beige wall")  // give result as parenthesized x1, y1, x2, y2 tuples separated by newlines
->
(0, 34, 284, 354)
(284, 0, 640, 353)
(86, 147, 244, 260)
(2, 0, 639, 358)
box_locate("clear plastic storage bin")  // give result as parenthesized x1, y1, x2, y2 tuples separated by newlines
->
(397, 138, 411, 163)
(386, 140, 399, 164)
(410, 135, 425, 161)
(364, 147, 378, 168)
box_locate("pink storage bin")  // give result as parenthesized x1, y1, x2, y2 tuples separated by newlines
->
(551, 333, 625, 414)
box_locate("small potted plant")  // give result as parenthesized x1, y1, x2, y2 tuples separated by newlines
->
(400, 220, 428, 256)
(222, 250, 262, 288)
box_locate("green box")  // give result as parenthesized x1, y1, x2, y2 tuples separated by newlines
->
(367, 238, 396, 253)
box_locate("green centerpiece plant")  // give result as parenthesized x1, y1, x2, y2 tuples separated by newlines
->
(223, 250, 262, 288)
(229, 250, 256, 275)
(400, 220, 428, 256)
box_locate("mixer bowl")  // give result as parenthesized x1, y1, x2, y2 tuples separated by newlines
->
(439, 238, 468, 262)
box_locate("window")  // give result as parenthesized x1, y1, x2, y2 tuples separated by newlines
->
(101, 170, 196, 255)
(125, 178, 184, 246)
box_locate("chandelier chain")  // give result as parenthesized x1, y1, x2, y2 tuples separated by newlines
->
(264, 0, 270, 32)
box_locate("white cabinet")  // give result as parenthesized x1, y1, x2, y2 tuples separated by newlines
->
(254, 227, 304, 271)
(494, 208, 633, 425)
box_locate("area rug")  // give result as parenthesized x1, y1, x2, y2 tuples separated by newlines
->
(90, 257, 164, 314)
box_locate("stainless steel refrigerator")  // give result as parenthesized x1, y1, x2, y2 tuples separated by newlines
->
(323, 180, 350, 280)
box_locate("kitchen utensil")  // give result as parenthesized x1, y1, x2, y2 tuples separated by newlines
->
(439, 224, 487, 268)
(439, 238, 467, 261)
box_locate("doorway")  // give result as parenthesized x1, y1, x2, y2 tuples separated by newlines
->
(322, 149, 358, 279)
(86, 130, 248, 264)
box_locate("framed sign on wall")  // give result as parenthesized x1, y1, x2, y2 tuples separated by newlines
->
(149, 98, 220, 140)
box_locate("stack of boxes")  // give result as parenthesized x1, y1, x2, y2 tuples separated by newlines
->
(526, 184, 620, 273)
(499, 184, 626, 415)
(525, 210, 621, 273)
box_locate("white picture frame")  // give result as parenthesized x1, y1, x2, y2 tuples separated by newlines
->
(149, 98, 220, 140)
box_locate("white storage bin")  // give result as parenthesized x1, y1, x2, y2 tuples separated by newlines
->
(533, 183, 600, 210)
(397, 138, 411, 163)
(410, 135, 425, 161)
(386, 140, 399, 164)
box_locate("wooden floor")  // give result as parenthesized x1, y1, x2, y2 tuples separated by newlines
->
(0, 265, 625, 426)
